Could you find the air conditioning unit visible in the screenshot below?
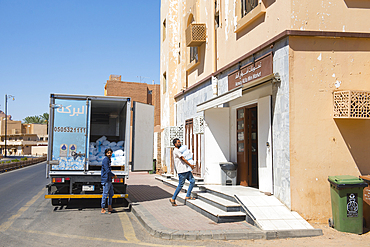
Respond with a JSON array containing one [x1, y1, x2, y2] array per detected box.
[[186, 23, 206, 47], [163, 125, 184, 148]]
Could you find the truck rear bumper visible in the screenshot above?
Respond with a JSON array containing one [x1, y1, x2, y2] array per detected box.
[[45, 194, 128, 199]]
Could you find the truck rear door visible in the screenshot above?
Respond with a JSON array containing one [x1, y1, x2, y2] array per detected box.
[[49, 96, 91, 172], [131, 101, 154, 171]]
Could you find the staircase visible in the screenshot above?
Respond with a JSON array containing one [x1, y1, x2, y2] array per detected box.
[[156, 174, 246, 223]]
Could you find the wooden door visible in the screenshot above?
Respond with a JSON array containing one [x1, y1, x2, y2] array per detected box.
[[185, 119, 202, 176], [236, 105, 258, 187]]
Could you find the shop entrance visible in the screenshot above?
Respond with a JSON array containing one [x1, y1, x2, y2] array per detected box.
[[236, 105, 258, 188]]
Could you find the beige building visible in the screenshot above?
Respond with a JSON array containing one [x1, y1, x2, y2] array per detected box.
[[0, 119, 48, 156], [160, 0, 370, 222]]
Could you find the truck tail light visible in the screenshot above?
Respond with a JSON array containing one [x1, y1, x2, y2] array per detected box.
[[52, 177, 65, 183], [113, 178, 123, 183], [65, 177, 70, 181]]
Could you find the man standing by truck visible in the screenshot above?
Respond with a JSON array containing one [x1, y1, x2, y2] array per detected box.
[[101, 148, 117, 214], [169, 138, 196, 206]]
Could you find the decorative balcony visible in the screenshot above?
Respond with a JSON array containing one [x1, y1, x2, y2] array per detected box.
[[186, 23, 206, 47], [333, 90, 370, 119]]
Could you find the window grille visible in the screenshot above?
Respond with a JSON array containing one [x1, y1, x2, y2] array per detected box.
[[193, 116, 205, 134], [163, 125, 184, 147], [334, 90, 370, 119]]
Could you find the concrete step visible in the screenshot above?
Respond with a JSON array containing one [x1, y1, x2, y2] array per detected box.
[[170, 176, 204, 184], [197, 193, 241, 212], [161, 173, 173, 179], [162, 179, 201, 196], [199, 185, 238, 203], [176, 193, 246, 223]]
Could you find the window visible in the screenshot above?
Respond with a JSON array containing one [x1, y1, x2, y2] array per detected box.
[[215, 11, 220, 28], [40, 137, 44, 141], [190, 47, 198, 63], [163, 19, 166, 41], [163, 72, 167, 94], [46, 137, 48, 141], [28, 137, 31, 141], [215, 0, 220, 28], [178, 43, 181, 64], [235, 0, 265, 33], [241, 0, 258, 17]]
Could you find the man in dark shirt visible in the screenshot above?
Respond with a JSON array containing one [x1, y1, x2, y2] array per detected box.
[[101, 148, 117, 214]]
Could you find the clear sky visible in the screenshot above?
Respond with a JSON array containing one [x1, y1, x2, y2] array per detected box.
[[0, 0, 160, 121]]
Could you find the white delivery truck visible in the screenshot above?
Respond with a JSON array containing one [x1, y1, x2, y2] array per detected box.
[[45, 94, 154, 206]]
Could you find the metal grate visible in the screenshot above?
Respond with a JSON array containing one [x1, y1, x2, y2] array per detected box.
[[186, 24, 206, 47], [163, 125, 184, 147], [193, 116, 205, 134], [334, 90, 370, 119]]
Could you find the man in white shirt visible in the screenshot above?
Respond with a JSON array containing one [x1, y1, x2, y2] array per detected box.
[[169, 138, 196, 206]]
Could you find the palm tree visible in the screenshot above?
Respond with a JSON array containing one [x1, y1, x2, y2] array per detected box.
[[23, 113, 49, 125], [23, 115, 43, 124], [41, 113, 49, 125]]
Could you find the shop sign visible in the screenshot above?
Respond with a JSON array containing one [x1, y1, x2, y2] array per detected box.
[[228, 53, 273, 91]]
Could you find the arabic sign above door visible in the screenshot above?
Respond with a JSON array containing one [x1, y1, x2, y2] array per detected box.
[[228, 52, 273, 91]]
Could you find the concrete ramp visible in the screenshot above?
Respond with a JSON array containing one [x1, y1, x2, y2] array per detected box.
[[203, 185, 314, 231]]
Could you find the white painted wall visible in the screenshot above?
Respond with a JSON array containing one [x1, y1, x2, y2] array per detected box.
[[204, 108, 230, 184], [258, 96, 273, 194], [32, 146, 47, 156]]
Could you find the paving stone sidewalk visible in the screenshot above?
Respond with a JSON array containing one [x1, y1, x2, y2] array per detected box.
[[125, 172, 322, 240]]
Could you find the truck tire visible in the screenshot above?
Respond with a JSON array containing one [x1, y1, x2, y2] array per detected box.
[[51, 199, 69, 206], [113, 198, 125, 206], [328, 218, 334, 228]]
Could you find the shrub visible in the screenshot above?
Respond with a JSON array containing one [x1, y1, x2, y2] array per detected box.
[[6, 161, 11, 163], [11, 159, 19, 162], [21, 157, 27, 161]]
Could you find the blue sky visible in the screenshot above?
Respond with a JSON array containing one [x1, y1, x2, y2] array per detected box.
[[0, 0, 160, 121]]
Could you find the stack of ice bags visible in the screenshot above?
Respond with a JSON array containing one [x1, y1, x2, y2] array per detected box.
[[178, 145, 194, 167], [88, 136, 125, 166], [52, 156, 85, 170]]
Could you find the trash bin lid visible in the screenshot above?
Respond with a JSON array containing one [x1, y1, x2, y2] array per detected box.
[[219, 162, 238, 170], [360, 175, 370, 184], [328, 175, 368, 189]]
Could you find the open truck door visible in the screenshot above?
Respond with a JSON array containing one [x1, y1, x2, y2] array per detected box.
[[131, 101, 154, 171]]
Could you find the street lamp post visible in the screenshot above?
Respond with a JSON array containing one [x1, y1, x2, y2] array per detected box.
[[4, 94, 15, 158]]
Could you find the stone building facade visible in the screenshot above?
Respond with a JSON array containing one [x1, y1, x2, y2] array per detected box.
[[160, 0, 370, 222]]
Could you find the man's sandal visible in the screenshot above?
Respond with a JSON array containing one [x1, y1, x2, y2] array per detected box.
[[185, 197, 196, 200], [169, 199, 177, 206]]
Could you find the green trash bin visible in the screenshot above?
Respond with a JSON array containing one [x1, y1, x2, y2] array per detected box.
[[328, 175, 368, 234]]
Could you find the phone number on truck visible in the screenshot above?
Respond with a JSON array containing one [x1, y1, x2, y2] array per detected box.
[[54, 127, 86, 133]]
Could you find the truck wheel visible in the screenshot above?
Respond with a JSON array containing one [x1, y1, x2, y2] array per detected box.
[[113, 198, 125, 206], [51, 199, 69, 206], [328, 218, 334, 228]]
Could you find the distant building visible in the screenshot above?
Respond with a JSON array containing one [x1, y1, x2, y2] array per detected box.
[[104, 75, 162, 169], [0, 119, 48, 156]]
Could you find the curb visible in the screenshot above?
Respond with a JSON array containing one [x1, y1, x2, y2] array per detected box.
[[127, 199, 323, 240]]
